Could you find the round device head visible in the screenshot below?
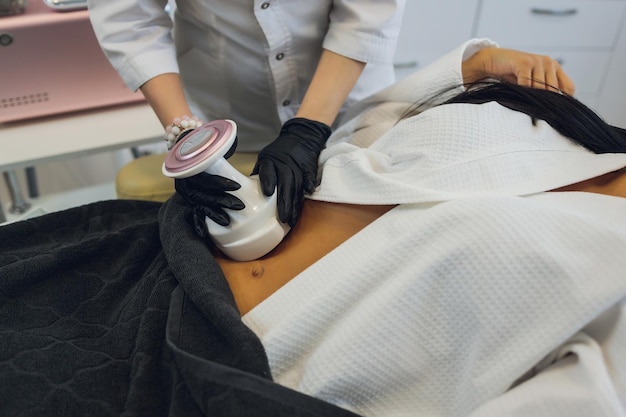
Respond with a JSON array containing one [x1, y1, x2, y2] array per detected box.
[[162, 119, 238, 178]]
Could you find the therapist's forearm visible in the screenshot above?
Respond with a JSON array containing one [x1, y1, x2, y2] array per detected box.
[[139, 73, 194, 127], [296, 49, 366, 127]]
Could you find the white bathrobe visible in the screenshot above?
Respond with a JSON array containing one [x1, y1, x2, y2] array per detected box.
[[242, 39, 626, 417]]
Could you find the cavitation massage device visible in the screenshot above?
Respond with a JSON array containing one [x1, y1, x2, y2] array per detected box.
[[162, 119, 290, 261]]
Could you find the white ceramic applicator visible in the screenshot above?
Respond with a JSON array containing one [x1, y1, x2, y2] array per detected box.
[[162, 119, 290, 261]]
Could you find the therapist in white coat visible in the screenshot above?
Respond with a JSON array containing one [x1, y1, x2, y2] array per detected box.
[[87, 0, 406, 229]]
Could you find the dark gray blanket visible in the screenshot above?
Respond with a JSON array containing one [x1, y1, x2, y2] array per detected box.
[[0, 195, 358, 417]]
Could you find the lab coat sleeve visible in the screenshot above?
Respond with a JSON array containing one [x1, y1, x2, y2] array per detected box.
[[324, 0, 406, 65], [87, 0, 179, 91]]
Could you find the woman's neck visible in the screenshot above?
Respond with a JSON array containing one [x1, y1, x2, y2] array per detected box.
[[552, 167, 626, 197]]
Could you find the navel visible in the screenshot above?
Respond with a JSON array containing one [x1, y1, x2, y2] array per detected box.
[[250, 263, 265, 279]]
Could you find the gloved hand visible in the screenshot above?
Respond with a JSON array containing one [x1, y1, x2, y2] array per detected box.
[[253, 117, 331, 227], [175, 172, 245, 238]]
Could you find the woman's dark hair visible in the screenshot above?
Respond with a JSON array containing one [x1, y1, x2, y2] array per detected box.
[[402, 81, 626, 154]]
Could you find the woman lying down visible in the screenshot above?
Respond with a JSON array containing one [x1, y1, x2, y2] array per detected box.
[[2, 38, 626, 417]]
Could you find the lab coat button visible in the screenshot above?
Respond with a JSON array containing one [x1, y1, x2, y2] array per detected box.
[[276, 53, 284, 60], [261, 2, 270, 9]]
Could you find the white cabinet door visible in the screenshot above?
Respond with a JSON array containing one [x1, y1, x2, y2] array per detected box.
[[475, 0, 626, 49], [596, 20, 626, 127], [393, 0, 626, 127], [394, 0, 479, 80]]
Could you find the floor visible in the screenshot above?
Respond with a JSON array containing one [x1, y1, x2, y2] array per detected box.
[[0, 149, 129, 226], [0, 142, 170, 226], [0, 181, 117, 225]]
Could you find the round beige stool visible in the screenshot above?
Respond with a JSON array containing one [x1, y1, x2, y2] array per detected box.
[[116, 152, 258, 202]]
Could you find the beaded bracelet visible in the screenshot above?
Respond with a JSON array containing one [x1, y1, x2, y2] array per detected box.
[[164, 115, 204, 150]]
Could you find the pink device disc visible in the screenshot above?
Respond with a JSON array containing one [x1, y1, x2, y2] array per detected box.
[[163, 119, 236, 175]]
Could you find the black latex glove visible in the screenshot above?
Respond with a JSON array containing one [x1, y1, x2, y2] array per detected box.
[[175, 172, 245, 237], [252, 117, 331, 227]]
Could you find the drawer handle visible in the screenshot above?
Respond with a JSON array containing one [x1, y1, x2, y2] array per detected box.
[[394, 61, 419, 69], [531, 7, 578, 16]]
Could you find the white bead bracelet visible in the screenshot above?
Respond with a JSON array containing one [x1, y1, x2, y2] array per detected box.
[[164, 115, 204, 150]]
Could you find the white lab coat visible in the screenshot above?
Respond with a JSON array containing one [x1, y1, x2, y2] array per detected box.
[[87, 0, 406, 151]]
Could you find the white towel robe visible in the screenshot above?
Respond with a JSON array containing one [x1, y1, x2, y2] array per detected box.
[[243, 39, 626, 417]]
